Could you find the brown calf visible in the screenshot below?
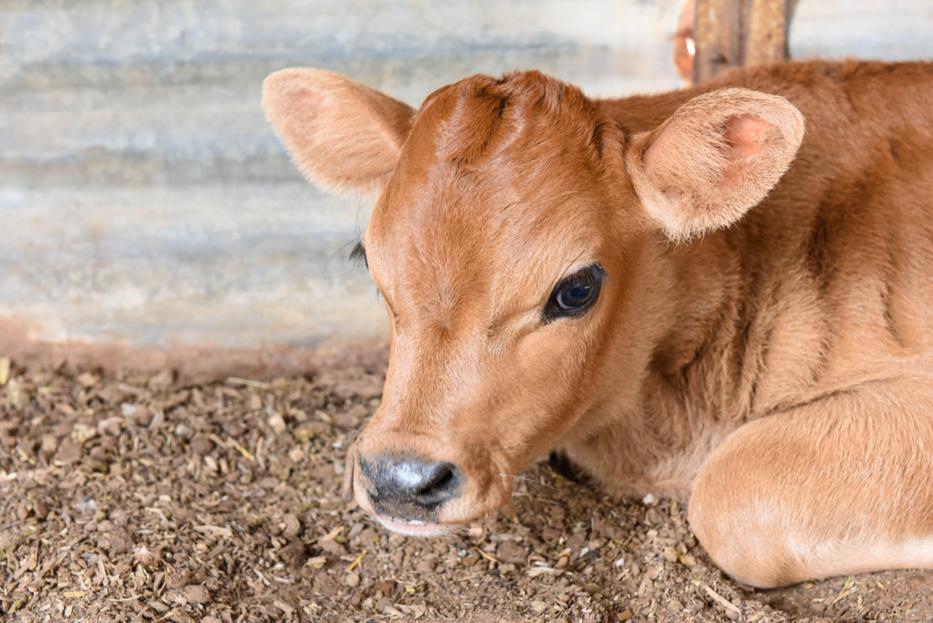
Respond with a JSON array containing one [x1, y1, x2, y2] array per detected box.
[[263, 60, 933, 588]]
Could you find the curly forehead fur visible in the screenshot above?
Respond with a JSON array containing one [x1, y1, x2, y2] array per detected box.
[[409, 71, 618, 168], [369, 71, 625, 291]]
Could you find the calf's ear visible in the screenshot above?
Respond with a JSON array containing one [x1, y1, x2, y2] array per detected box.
[[262, 68, 415, 195], [626, 88, 804, 240]]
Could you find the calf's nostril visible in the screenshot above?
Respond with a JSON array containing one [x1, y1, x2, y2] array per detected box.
[[410, 463, 462, 509], [360, 455, 462, 510], [417, 462, 454, 493]]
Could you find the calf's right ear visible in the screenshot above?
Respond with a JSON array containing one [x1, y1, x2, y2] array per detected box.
[[626, 88, 804, 240], [262, 68, 415, 195]]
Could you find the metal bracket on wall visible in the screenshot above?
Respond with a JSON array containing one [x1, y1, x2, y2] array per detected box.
[[689, 0, 790, 84]]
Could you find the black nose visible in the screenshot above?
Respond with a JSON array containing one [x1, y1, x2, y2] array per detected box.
[[360, 455, 462, 511]]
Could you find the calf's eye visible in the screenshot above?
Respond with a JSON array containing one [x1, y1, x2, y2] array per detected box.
[[544, 264, 605, 321]]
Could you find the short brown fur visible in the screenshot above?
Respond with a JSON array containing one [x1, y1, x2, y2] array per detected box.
[[263, 60, 933, 588]]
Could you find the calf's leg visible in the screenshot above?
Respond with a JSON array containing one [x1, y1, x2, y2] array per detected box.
[[688, 378, 933, 588]]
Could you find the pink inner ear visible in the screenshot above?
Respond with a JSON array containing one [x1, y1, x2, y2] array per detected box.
[[723, 114, 772, 158]]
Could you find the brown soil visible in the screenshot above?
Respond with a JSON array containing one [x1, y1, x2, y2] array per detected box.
[[1, 364, 930, 622]]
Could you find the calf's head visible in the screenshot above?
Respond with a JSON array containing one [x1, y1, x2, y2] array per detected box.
[[263, 68, 803, 535]]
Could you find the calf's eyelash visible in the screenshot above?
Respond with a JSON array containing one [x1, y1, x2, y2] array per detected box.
[[349, 241, 368, 268]]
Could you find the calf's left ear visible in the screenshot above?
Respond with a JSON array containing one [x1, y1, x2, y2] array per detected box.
[[627, 88, 804, 240]]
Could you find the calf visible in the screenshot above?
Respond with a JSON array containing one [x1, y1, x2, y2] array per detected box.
[[262, 60, 933, 588]]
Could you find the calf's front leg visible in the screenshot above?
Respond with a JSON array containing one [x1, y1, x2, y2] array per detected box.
[[687, 377, 933, 588]]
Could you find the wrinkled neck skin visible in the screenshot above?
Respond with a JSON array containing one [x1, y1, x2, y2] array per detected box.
[[554, 227, 737, 500], [555, 63, 933, 498], [555, 86, 784, 499], [539, 87, 731, 499]]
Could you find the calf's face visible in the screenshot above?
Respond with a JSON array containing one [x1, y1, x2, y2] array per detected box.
[[263, 69, 803, 534]]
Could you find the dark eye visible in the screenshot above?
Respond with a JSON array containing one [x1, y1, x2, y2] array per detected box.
[[544, 264, 605, 321]]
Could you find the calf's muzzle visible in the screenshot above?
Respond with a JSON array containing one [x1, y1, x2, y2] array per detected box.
[[359, 454, 464, 520]]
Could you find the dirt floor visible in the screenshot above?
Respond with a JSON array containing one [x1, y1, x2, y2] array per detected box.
[[1, 364, 931, 623]]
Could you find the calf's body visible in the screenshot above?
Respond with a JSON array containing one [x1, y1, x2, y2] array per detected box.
[[572, 63, 933, 585], [263, 60, 933, 587]]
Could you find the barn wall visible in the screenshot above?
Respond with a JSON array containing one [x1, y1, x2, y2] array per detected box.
[[1, 0, 931, 367]]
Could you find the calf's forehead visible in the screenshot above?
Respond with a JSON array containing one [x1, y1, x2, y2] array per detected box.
[[366, 73, 614, 287], [367, 163, 608, 297]]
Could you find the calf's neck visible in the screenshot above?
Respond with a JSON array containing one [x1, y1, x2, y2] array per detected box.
[[263, 60, 933, 587]]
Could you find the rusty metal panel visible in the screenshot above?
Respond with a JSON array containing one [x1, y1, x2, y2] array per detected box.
[[693, 0, 788, 83], [694, 0, 743, 83], [743, 0, 789, 66]]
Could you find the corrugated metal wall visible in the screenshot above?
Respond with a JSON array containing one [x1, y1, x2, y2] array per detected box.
[[1, 1, 931, 358]]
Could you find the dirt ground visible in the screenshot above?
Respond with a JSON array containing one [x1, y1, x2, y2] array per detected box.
[[1, 364, 931, 623]]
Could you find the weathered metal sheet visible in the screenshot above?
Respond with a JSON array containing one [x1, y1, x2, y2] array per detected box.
[[0, 1, 930, 367], [0, 0, 683, 361], [790, 0, 933, 61]]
